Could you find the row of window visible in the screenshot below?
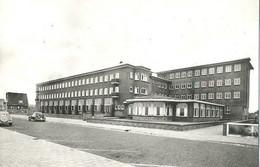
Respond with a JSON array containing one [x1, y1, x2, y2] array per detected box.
[[130, 72, 149, 82], [40, 87, 119, 100], [193, 103, 222, 117], [175, 91, 241, 100], [171, 78, 241, 90], [39, 73, 120, 92], [129, 87, 148, 95], [168, 64, 242, 79]]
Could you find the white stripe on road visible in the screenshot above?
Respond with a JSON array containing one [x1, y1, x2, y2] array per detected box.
[[78, 148, 139, 153]]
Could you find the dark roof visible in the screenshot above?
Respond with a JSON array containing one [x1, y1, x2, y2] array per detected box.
[[6, 92, 28, 106]]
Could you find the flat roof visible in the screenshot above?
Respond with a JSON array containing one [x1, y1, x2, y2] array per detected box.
[[124, 98, 225, 107]]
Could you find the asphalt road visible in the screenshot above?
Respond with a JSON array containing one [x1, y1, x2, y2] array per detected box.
[[3, 118, 258, 167]]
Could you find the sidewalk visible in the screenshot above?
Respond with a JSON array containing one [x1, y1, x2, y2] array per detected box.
[[0, 127, 133, 167], [12, 114, 258, 147]]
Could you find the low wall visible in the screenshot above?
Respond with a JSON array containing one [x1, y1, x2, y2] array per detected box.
[[132, 115, 172, 122], [87, 118, 225, 131], [223, 121, 258, 137]]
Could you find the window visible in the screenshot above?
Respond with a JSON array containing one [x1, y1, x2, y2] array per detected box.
[[110, 74, 114, 81], [234, 78, 241, 85], [99, 88, 103, 95], [194, 82, 200, 88], [157, 107, 160, 116], [200, 104, 205, 117], [141, 73, 148, 81], [75, 80, 78, 86], [94, 89, 98, 96], [78, 91, 81, 97], [175, 84, 180, 89], [234, 91, 240, 99], [71, 92, 74, 97], [225, 79, 231, 86], [104, 75, 108, 82], [216, 107, 220, 117], [224, 92, 231, 99], [193, 103, 199, 117], [234, 64, 241, 71], [75, 91, 77, 97], [175, 72, 180, 78], [201, 93, 206, 100], [225, 65, 232, 73], [130, 72, 133, 79], [90, 90, 93, 96], [115, 73, 120, 79], [169, 73, 174, 79], [109, 87, 113, 94], [115, 86, 119, 93], [82, 90, 85, 96], [216, 92, 222, 99], [175, 95, 180, 99], [181, 83, 186, 89], [129, 86, 133, 93], [78, 80, 81, 86], [82, 79, 85, 85], [99, 76, 103, 83], [208, 93, 214, 99], [95, 77, 98, 83], [181, 72, 186, 78], [68, 92, 70, 98], [187, 94, 192, 100], [181, 95, 186, 100], [201, 68, 207, 75], [71, 81, 74, 87], [104, 88, 108, 95], [201, 81, 207, 88], [176, 103, 187, 117], [194, 94, 199, 100], [217, 80, 223, 86], [225, 106, 231, 114], [86, 78, 89, 84], [90, 78, 94, 84], [140, 87, 148, 95], [134, 87, 139, 94], [187, 71, 193, 77], [206, 106, 211, 117], [135, 73, 139, 80], [211, 106, 215, 117], [217, 66, 223, 73], [187, 83, 192, 89], [195, 70, 200, 76], [208, 80, 214, 87], [145, 107, 149, 115], [86, 90, 89, 96], [209, 67, 215, 74]]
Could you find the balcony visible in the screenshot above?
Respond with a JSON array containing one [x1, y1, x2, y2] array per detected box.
[[110, 78, 119, 85], [111, 92, 119, 98]]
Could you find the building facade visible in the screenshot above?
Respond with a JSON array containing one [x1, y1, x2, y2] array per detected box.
[[6, 92, 29, 113], [35, 58, 253, 120], [157, 58, 253, 120]]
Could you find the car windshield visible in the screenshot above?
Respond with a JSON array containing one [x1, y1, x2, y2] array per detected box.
[[33, 112, 43, 116]]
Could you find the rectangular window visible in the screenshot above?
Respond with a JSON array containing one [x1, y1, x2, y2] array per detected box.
[[175, 72, 180, 78], [217, 80, 223, 86], [78, 91, 81, 97], [110, 74, 114, 81], [169, 73, 174, 79], [201, 81, 207, 88], [209, 67, 215, 74], [134, 87, 139, 94], [194, 94, 199, 100], [187, 71, 193, 77], [104, 75, 108, 82], [225, 65, 232, 73], [130, 72, 133, 79], [82, 90, 85, 96], [216, 92, 222, 99], [194, 82, 200, 88], [181, 72, 186, 78], [75, 91, 77, 97], [175, 84, 180, 89], [94, 89, 98, 96], [206, 106, 211, 117], [187, 94, 192, 100], [217, 66, 223, 73], [181, 83, 186, 89], [200, 104, 205, 117], [104, 88, 108, 95], [75, 80, 77, 86], [129, 86, 133, 93], [181, 95, 186, 100], [115, 73, 120, 79], [234, 91, 240, 99], [180, 108, 185, 116], [86, 90, 89, 96], [95, 77, 98, 83], [90, 78, 94, 84], [140, 87, 148, 95], [224, 92, 231, 99], [201, 68, 207, 75], [225, 79, 231, 86], [99, 76, 103, 83], [195, 70, 200, 76], [109, 87, 113, 94], [234, 78, 241, 85], [187, 83, 192, 89], [86, 78, 89, 84], [208, 80, 214, 87], [208, 93, 214, 99], [78, 80, 81, 86], [145, 107, 149, 115], [135, 73, 140, 80], [193, 103, 199, 117], [99, 88, 103, 95], [225, 106, 231, 114], [201, 93, 207, 100], [82, 79, 85, 85], [115, 86, 119, 93], [90, 90, 93, 96], [211, 106, 215, 117], [157, 107, 160, 116], [234, 64, 241, 71], [71, 81, 74, 87]]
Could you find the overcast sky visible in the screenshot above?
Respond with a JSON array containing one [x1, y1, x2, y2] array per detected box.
[[0, 0, 258, 112]]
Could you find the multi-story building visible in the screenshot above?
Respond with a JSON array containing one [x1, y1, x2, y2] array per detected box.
[[6, 92, 29, 113], [35, 58, 253, 120], [35, 64, 154, 118], [157, 58, 253, 120]]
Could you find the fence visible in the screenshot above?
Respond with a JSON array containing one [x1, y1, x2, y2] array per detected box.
[[223, 122, 258, 137]]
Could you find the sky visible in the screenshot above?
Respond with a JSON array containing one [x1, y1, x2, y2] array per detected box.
[[0, 0, 258, 112]]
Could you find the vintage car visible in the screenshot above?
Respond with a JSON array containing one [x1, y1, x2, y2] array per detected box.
[[28, 112, 46, 122], [0, 111, 13, 126]]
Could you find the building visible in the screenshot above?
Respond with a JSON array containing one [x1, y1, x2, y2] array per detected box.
[[6, 92, 29, 113], [124, 96, 224, 122], [157, 58, 253, 120], [35, 58, 253, 121], [35, 64, 153, 118]]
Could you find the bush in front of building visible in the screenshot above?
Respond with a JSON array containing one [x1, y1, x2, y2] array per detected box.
[[229, 124, 258, 137]]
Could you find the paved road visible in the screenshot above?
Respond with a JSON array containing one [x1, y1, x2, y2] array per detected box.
[[3, 117, 258, 167]]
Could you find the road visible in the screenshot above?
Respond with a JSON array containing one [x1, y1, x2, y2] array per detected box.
[[3, 117, 258, 167]]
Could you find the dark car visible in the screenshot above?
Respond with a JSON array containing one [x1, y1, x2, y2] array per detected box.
[[28, 112, 46, 122]]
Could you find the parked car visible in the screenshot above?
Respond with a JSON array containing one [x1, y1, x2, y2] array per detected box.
[[28, 112, 46, 122], [0, 111, 12, 126]]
